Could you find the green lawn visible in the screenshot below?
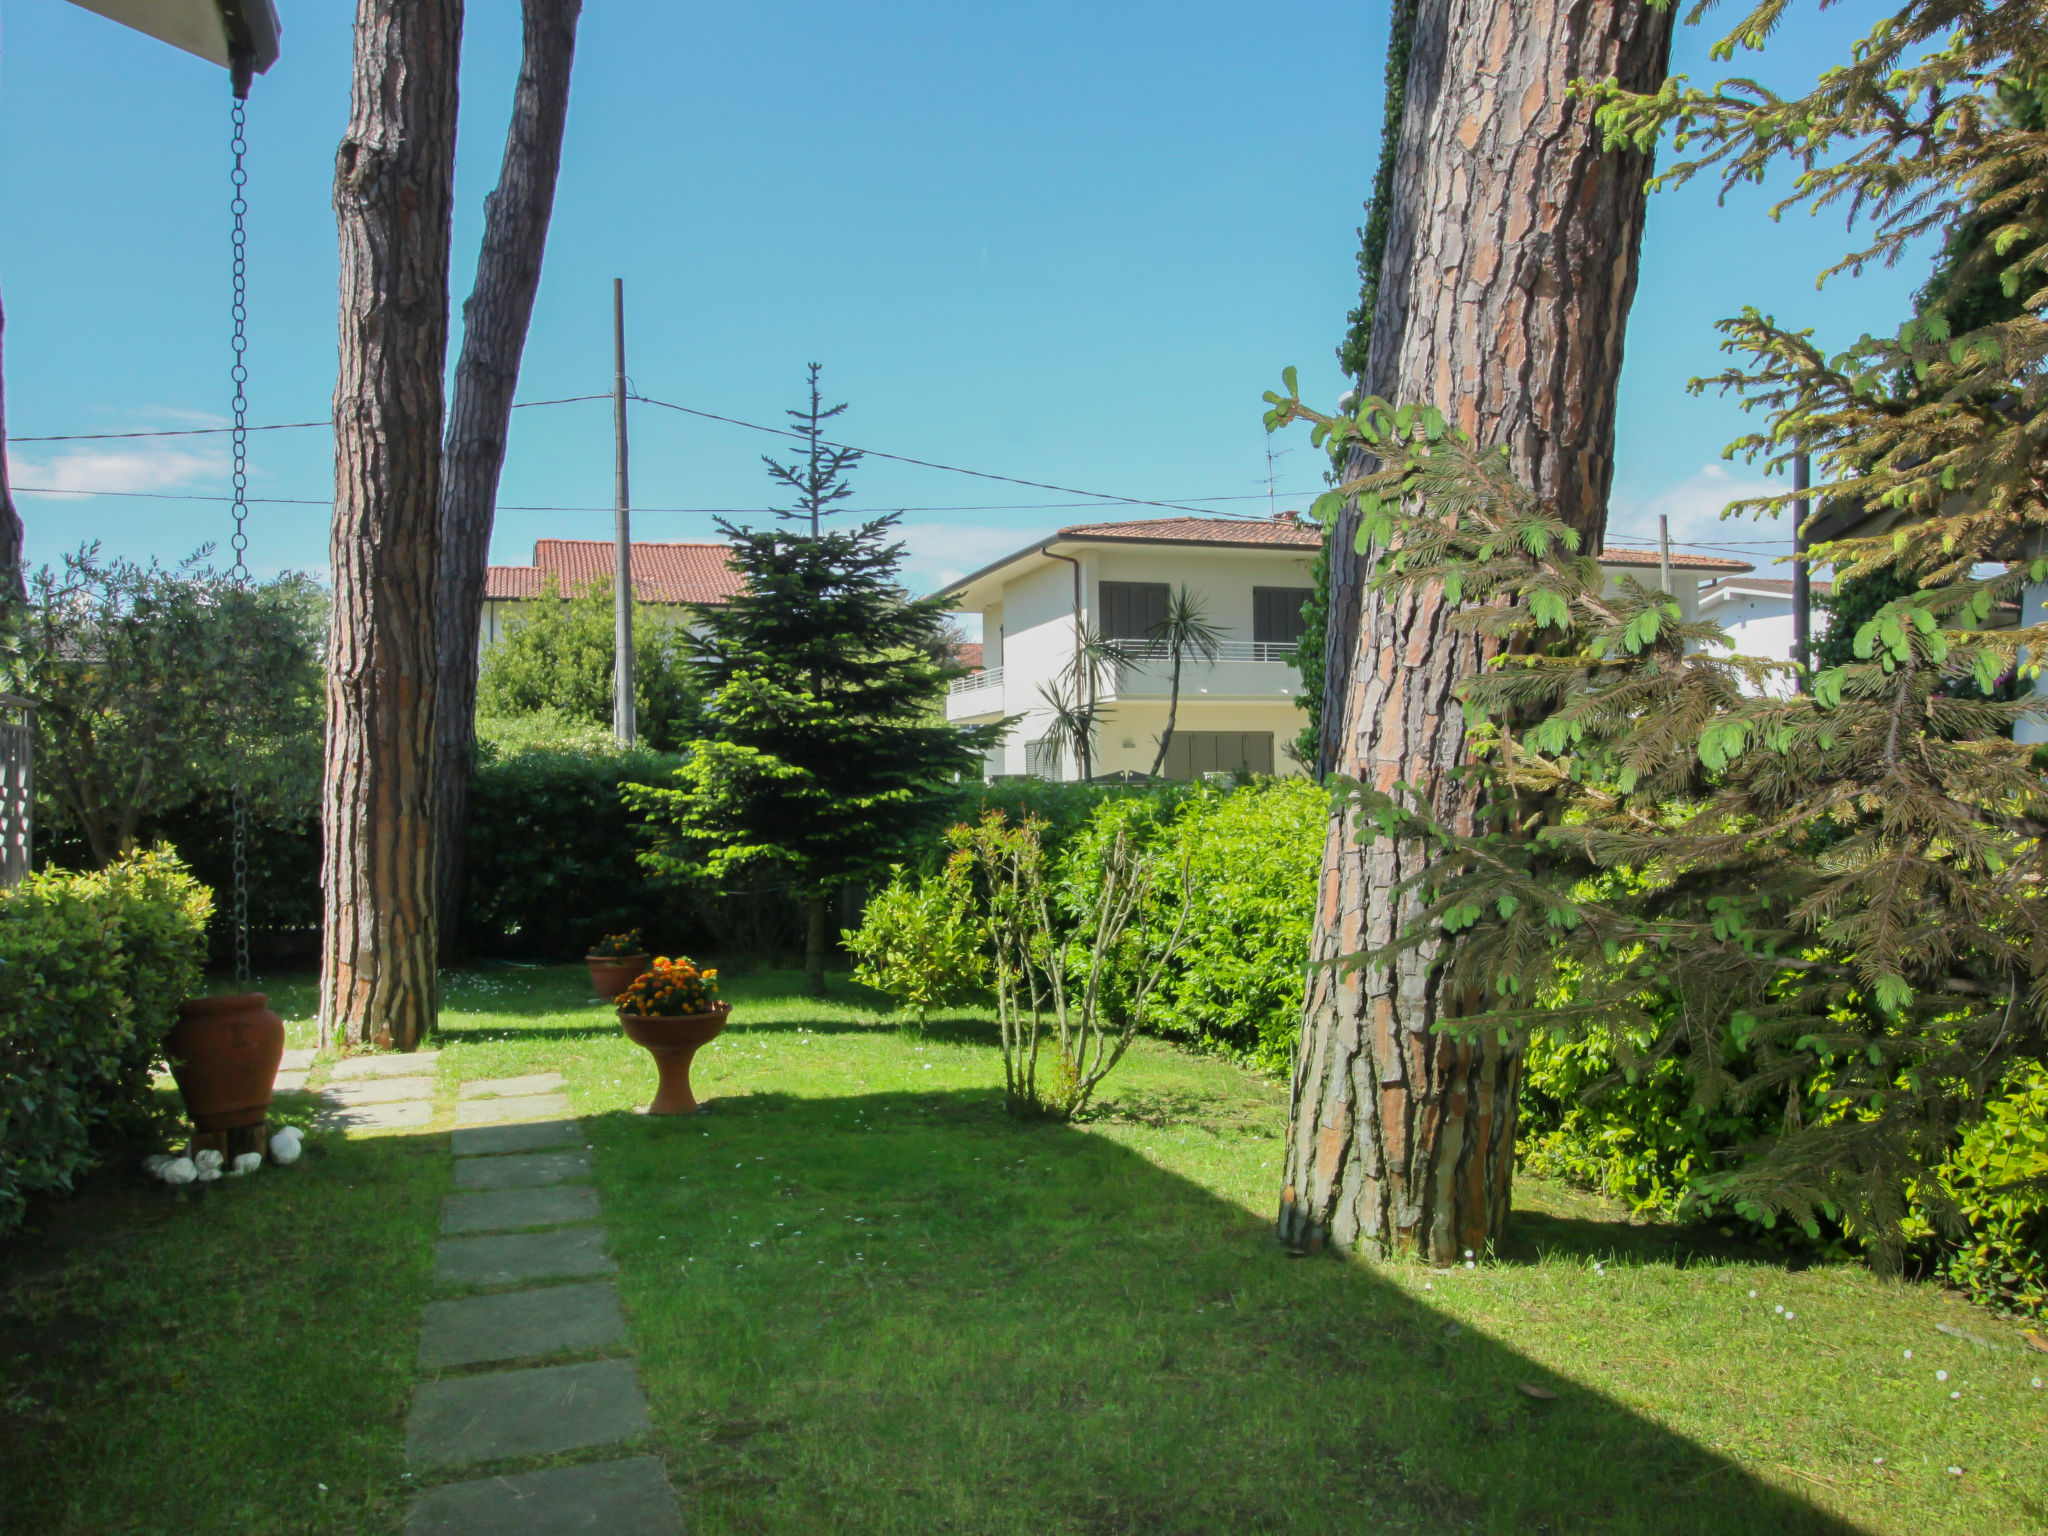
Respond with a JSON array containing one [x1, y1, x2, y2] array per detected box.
[[3, 963, 2043, 1534]]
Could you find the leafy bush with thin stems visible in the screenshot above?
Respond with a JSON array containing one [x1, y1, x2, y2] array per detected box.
[[950, 810, 1192, 1120], [844, 859, 988, 1028]]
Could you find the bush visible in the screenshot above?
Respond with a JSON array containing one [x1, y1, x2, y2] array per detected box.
[[0, 848, 212, 1235], [1921, 1065, 2048, 1317], [460, 739, 697, 958], [844, 860, 987, 1026], [1051, 778, 1325, 1070]]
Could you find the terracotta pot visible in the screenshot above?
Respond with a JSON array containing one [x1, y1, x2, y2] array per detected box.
[[586, 953, 650, 1002], [166, 993, 286, 1132], [619, 1003, 730, 1115]]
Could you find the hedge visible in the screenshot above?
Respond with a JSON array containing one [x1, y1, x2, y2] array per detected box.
[[0, 848, 212, 1235]]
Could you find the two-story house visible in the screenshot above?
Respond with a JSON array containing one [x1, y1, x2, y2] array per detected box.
[[942, 515, 1751, 780]]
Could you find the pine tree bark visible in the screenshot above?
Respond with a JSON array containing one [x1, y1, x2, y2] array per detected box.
[[0, 291, 25, 611], [1280, 0, 1672, 1261], [433, 0, 582, 958], [321, 0, 463, 1053]]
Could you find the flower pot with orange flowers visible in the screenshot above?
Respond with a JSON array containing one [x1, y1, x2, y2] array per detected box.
[[585, 929, 651, 1002], [617, 956, 729, 1116]]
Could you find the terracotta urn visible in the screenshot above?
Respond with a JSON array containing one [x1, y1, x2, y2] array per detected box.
[[166, 993, 286, 1132], [619, 1003, 730, 1115], [586, 953, 651, 1002]]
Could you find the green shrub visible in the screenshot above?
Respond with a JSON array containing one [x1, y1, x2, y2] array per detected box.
[[1049, 778, 1324, 1070], [844, 860, 988, 1026], [0, 848, 212, 1234], [1921, 1065, 2048, 1317], [461, 739, 697, 958]]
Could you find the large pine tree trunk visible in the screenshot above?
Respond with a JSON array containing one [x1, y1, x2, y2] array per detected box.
[[1280, 0, 1672, 1261], [321, 0, 463, 1053], [433, 0, 582, 958]]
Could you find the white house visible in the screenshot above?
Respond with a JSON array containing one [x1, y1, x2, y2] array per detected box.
[[940, 515, 1753, 781], [480, 539, 743, 649], [1697, 574, 1832, 691]]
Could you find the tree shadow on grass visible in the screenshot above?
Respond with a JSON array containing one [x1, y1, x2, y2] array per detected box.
[[588, 1088, 1876, 1536]]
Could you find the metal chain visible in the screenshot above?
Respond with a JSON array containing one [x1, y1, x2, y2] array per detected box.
[[228, 93, 253, 990]]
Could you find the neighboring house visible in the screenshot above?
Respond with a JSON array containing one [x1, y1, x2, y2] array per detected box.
[[940, 515, 1752, 781], [1697, 575, 1833, 691], [480, 539, 743, 649]]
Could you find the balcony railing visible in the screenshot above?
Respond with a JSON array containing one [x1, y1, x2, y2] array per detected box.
[[1112, 639, 1296, 666], [949, 667, 1004, 698]]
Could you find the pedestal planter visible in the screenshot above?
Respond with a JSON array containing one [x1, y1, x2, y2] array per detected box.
[[586, 953, 650, 1002], [166, 993, 285, 1132], [619, 1003, 730, 1115]]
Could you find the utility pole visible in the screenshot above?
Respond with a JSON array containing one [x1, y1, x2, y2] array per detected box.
[[1791, 452, 1812, 693], [611, 277, 635, 745], [1658, 514, 1672, 598]]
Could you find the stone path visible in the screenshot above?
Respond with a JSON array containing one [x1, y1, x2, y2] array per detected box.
[[309, 1049, 442, 1134], [403, 1095, 684, 1534]]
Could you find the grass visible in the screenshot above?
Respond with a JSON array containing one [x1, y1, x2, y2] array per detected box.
[[2, 961, 2043, 1534]]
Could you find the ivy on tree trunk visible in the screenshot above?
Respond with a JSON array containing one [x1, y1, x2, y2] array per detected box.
[[321, 0, 462, 1052], [1280, 0, 1673, 1263]]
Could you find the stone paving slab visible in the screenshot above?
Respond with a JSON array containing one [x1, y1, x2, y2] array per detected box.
[[316, 1098, 434, 1134], [439, 1184, 600, 1235], [330, 1050, 442, 1080], [451, 1119, 582, 1158], [451, 1147, 591, 1191], [454, 1093, 572, 1127], [323, 1075, 436, 1105], [459, 1072, 565, 1099], [405, 1455, 683, 1536], [406, 1358, 649, 1468], [273, 1071, 310, 1094], [435, 1226, 615, 1286], [279, 1048, 317, 1071], [418, 1280, 627, 1368]]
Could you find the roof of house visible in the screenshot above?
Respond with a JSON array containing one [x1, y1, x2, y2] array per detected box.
[[1053, 514, 1324, 549], [1699, 575, 1833, 599], [954, 641, 985, 671], [485, 539, 744, 605], [1598, 547, 1754, 576]]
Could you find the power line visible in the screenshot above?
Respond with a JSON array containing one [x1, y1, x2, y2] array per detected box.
[[7, 392, 611, 443], [13, 487, 1328, 515], [624, 390, 1274, 520]]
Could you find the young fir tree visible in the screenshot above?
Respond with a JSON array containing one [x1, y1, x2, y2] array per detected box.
[[1264, 386, 2048, 1262], [631, 371, 998, 993]]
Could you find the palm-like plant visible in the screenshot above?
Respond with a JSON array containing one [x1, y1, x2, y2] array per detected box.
[[1145, 586, 1226, 777], [1036, 627, 1131, 780]]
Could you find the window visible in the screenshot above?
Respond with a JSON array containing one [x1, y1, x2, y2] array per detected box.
[[1099, 581, 1170, 641], [1024, 735, 1064, 780], [1159, 731, 1275, 781], [1253, 587, 1312, 646]]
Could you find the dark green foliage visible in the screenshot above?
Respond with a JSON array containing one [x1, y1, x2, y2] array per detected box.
[[634, 514, 998, 902], [1915, 1064, 2047, 1316], [1813, 566, 1918, 673], [1290, 536, 1329, 767], [1264, 382, 2048, 1271], [460, 738, 700, 958], [476, 575, 705, 750], [0, 848, 210, 1234], [1337, 0, 1420, 381], [8, 547, 323, 868], [917, 777, 1199, 873]]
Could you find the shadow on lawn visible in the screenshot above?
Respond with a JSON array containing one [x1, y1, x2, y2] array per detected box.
[[591, 1088, 1870, 1536]]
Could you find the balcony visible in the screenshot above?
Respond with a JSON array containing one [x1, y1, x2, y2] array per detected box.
[[947, 666, 1005, 721]]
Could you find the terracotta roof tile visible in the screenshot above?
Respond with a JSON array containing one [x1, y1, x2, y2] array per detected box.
[[485, 540, 743, 605], [1599, 546, 1753, 575], [954, 642, 984, 671], [1056, 515, 1322, 548]]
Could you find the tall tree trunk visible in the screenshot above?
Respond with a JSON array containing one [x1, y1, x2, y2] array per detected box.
[[321, 0, 463, 1053], [1279, 0, 1672, 1261], [0, 291, 25, 612], [433, 0, 582, 960], [805, 892, 828, 996]]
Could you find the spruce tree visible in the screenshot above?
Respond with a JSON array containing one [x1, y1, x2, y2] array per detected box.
[[631, 372, 998, 993]]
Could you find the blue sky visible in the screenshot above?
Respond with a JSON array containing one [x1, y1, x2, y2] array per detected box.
[[4, 1, 1926, 605]]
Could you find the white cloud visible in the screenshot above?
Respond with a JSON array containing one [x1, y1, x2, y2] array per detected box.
[[893, 520, 1040, 595], [6, 443, 224, 499], [1609, 463, 1787, 556]]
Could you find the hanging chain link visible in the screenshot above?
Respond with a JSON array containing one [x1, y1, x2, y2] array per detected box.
[[228, 94, 253, 990]]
